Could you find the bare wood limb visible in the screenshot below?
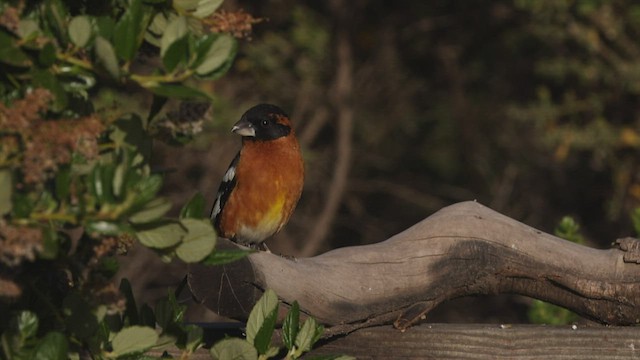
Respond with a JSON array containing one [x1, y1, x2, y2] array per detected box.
[[189, 201, 640, 329]]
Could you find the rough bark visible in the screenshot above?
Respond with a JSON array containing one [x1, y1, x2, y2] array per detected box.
[[188, 201, 640, 332]]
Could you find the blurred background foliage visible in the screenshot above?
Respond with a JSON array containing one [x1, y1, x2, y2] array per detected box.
[[139, 0, 640, 323]]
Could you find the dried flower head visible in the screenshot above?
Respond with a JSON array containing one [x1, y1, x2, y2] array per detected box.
[[0, 219, 42, 267], [205, 9, 263, 39], [0, 5, 22, 33], [0, 89, 105, 185]]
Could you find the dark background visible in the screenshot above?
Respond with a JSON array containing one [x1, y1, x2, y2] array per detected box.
[[118, 0, 640, 323]]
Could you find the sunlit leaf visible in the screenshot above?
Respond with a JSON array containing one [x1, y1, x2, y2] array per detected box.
[[160, 16, 188, 57], [16, 311, 39, 339], [129, 198, 172, 224], [145, 12, 175, 47], [210, 338, 257, 360], [110, 326, 159, 357], [295, 317, 324, 354], [246, 289, 278, 346], [175, 219, 216, 262], [0, 169, 12, 216], [195, 34, 235, 76], [193, 0, 224, 18], [68, 16, 93, 47], [136, 220, 186, 248], [17, 19, 41, 40], [94, 36, 120, 79]]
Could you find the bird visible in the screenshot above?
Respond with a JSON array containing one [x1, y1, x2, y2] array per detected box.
[[210, 104, 304, 248]]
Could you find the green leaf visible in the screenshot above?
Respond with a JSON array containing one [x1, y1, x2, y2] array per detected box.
[[136, 220, 186, 249], [210, 338, 258, 360], [40, 227, 59, 259], [113, 0, 145, 61], [145, 12, 175, 47], [111, 115, 153, 163], [160, 16, 188, 58], [94, 36, 120, 79], [201, 248, 254, 265], [282, 301, 300, 350], [31, 68, 68, 111], [119, 279, 139, 325], [0, 169, 13, 216], [147, 83, 212, 100], [175, 219, 216, 263], [133, 174, 163, 205], [129, 198, 172, 224], [32, 332, 68, 360], [147, 95, 168, 122], [95, 16, 116, 39], [180, 192, 206, 219], [38, 42, 57, 67], [295, 317, 323, 355], [184, 324, 203, 352], [68, 16, 93, 47], [193, 0, 224, 18], [17, 19, 41, 41], [139, 304, 156, 328], [246, 289, 278, 346], [253, 305, 277, 355], [195, 34, 235, 76], [0, 32, 31, 67], [162, 34, 190, 72], [42, 0, 69, 45], [110, 326, 159, 357], [16, 311, 39, 339], [155, 290, 186, 329], [54, 167, 71, 201]]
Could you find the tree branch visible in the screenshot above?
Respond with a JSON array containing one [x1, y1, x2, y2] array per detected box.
[[189, 201, 640, 332]]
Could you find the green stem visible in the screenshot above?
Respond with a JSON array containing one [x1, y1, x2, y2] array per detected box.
[[30, 212, 78, 224], [130, 69, 195, 88], [56, 52, 94, 71]]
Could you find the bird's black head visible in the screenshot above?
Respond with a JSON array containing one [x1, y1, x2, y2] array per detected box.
[[232, 104, 292, 141]]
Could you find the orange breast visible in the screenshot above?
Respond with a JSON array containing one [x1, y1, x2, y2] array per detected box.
[[218, 135, 304, 244]]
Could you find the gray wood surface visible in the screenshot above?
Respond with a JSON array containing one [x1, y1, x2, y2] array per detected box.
[[151, 324, 640, 359], [189, 201, 640, 332]]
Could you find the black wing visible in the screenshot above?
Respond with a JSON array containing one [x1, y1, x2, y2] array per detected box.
[[211, 152, 240, 231]]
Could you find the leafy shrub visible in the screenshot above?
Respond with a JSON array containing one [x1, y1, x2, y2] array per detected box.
[[0, 0, 260, 357]]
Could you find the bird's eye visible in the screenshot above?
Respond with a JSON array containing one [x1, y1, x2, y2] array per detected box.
[[261, 119, 270, 127]]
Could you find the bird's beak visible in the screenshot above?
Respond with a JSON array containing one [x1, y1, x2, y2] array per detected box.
[[231, 118, 256, 137]]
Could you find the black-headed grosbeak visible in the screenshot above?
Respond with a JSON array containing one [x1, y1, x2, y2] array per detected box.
[[210, 104, 304, 247]]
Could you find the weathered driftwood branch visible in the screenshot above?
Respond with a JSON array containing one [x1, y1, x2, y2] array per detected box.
[[188, 201, 640, 332]]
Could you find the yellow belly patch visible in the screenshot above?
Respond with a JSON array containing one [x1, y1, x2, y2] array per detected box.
[[237, 195, 286, 244]]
